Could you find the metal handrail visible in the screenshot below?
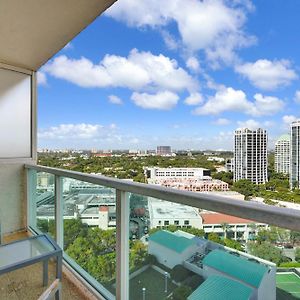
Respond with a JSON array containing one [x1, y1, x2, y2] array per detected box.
[[25, 164, 300, 231]]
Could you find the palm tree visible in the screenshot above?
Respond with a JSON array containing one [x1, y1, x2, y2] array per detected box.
[[221, 222, 230, 239], [248, 223, 257, 241]]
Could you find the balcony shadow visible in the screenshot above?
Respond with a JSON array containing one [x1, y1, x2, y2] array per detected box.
[[277, 287, 298, 300]]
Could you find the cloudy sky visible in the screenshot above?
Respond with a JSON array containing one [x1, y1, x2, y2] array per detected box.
[[38, 0, 300, 150]]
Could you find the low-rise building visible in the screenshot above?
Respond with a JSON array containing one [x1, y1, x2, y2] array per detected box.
[[187, 275, 254, 300], [149, 230, 276, 300], [148, 230, 199, 269], [154, 178, 229, 192], [145, 167, 228, 192], [144, 167, 211, 181], [148, 198, 202, 229], [79, 205, 116, 229], [207, 156, 225, 163], [202, 249, 275, 300], [201, 212, 268, 240]]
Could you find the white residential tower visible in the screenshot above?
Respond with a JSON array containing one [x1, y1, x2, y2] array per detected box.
[[234, 128, 268, 184], [274, 134, 290, 175]]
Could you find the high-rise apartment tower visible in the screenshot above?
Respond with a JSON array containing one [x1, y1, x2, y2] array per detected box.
[[290, 121, 300, 189], [274, 134, 290, 175], [234, 128, 268, 184], [156, 146, 172, 156]]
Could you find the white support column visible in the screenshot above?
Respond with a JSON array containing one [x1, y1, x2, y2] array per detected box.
[[26, 168, 37, 229], [55, 175, 64, 249], [116, 190, 129, 300]]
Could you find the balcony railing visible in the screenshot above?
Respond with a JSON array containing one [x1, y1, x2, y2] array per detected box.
[[25, 164, 300, 300]]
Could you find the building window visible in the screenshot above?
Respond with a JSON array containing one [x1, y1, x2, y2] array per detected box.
[[184, 220, 189, 225], [174, 220, 179, 225], [164, 220, 169, 226], [158, 220, 161, 224]]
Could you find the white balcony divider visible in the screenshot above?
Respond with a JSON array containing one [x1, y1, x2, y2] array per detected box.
[[25, 163, 300, 300], [55, 175, 64, 249], [26, 168, 37, 229], [116, 190, 129, 300]]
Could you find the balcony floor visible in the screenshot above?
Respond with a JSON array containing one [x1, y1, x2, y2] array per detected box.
[[1, 231, 90, 300]]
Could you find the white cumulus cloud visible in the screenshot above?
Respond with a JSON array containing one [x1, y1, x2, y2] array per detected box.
[[282, 115, 298, 128], [252, 94, 284, 116], [237, 119, 261, 130], [213, 118, 231, 125], [37, 72, 47, 86], [193, 87, 284, 116], [44, 49, 197, 93], [108, 95, 123, 105], [186, 57, 200, 72], [235, 59, 297, 90], [294, 90, 300, 104], [131, 91, 179, 110], [38, 123, 117, 140], [184, 93, 203, 106], [106, 0, 255, 66]]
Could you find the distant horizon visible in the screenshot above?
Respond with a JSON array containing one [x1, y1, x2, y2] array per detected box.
[[37, 147, 277, 153]]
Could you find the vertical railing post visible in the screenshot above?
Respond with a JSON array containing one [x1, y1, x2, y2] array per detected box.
[[26, 168, 37, 229], [55, 175, 64, 249], [116, 190, 129, 300]]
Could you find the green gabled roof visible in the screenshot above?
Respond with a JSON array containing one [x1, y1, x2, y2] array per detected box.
[[187, 275, 253, 300], [149, 230, 195, 253], [277, 134, 290, 142], [203, 250, 267, 288]]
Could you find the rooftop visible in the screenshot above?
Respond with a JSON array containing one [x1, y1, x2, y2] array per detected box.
[[201, 212, 254, 224], [149, 198, 199, 219], [149, 230, 195, 253], [203, 249, 268, 288], [187, 275, 253, 300], [276, 134, 290, 142]]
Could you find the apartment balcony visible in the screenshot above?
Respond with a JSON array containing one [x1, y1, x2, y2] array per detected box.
[[0, 164, 299, 299], [1, 1, 300, 299]]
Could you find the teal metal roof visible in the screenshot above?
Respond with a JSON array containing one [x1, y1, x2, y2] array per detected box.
[[203, 249, 267, 287], [149, 230, 195, 253], [187, 275, 253, 300]]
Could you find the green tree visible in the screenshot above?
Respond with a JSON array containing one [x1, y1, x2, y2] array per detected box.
[[247, 241, 283, 265], [63, 218, 88, 249], [173, 286, 192, 300], [221, 222, 230, 239], [224, 238, 243, 251], [295, 248, 300, 262], [170, 265, 191, 282], [207, 232, 223, 244], [290, 231, 300, 246], [256, 229, 277, 244], [232, 179, 257, 199], [212, 171, 233, 185]]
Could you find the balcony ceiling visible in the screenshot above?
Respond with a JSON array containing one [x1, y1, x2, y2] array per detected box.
[[0, 0, 116, 71]]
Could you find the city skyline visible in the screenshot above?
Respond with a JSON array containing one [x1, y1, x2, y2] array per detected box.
[[37, 1, 300, 150]]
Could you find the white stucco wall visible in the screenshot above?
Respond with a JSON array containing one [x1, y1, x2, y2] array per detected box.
[[0, 163, 27, 235], [0, 67, 35, 236], [148, 240, 199, 269], [257, 266, 276, 300]]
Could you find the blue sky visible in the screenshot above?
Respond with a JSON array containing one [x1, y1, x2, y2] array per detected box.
[[38, 0, 300, 150]]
